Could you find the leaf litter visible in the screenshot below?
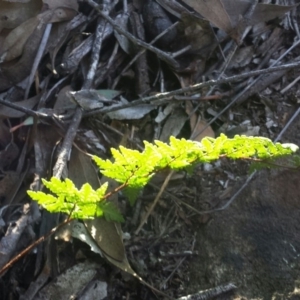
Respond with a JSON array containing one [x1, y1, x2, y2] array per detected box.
[[0, 0, 300, 299]]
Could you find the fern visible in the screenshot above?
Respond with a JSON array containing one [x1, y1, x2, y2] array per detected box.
[[28, 178, 124, 222], [27, 134, 298, 221]]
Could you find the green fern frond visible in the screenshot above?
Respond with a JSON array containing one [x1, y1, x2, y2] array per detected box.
[[28, 134, 298, 222]]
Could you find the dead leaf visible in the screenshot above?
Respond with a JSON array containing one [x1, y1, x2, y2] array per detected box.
[[0, 0, 42, 32], [68, 150, 132, 279], [156, 0, 191, 19], [179, 12, 216, 56], [1, 4, 76, 63], [182, 0, 295, 42], [228, 45, 254, 69], [185, 100, 197, 130], [222, 0, 295, 26], [0, 16, 40, 62], [68, 147, 100, 188], [34, 124, 62, 179], [68, 148, 126, 263], [42, 0, 78, 11], [114, 13, 132, 54], [84, 218, 125, 263], [182, 0, 233, 37], [67, 90, 107, 110], [0, 19, 46, 91], [107, 104, 156, 120], [53, 85, 76, 115], [191, 119, 215, 141], [159, 107, 187, 142], [47, 14, 88, 73], [67, 149, 168, 298], [0, 0, 78, 88]]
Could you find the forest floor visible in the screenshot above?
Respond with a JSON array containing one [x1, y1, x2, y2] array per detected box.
[[1, 0, 300, 299]]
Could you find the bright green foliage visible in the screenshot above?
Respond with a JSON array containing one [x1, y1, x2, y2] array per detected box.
[[28, 178, 124, 222], [93, 134, 298, 205], [28, 134, 298, 221]]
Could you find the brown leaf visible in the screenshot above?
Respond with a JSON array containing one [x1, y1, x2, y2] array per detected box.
[[0, 16, 39, 62], [222, 0, 295, 26], [182, 0, 295, 41], [0, 0, 42, 32], [0, 0, 78, 88], [159, 108, 187, 142], [185, 99, 215, 141], [0, 20, 46, 91], [1, 5, 77, 61], [84, 218, 125, 263], [182, 0, 233, 35], [180, 12, 216, 56], [68, 148, 126, 263], [185, 100, 197, 131], [67, 149, 168, 297], [191, 119, 215, 142], [68, 147, 100, 189]]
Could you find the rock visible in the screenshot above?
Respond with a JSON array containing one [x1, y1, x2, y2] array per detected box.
[[189, 168, 300, 299]]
